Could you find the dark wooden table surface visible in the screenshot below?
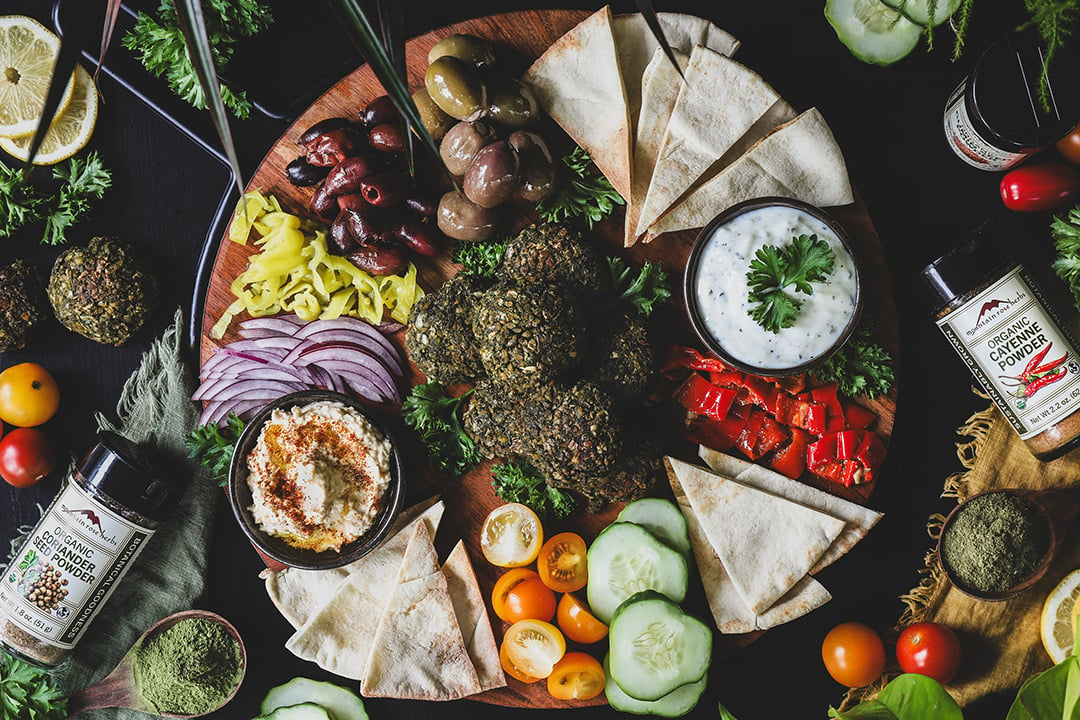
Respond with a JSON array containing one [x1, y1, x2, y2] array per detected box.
[[0, 1, 1063, 718]]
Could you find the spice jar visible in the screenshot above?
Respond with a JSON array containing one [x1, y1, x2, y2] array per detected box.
[[944, 30, 1080, 171], [921, 223, 1080, 461], [0, 431, 178, 666]]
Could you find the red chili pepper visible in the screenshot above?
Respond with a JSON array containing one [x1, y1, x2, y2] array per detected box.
[[675, 374, 737, 421], [1024, 342, 1053, 377], [1024, 366, 1068, 397], [1031, 353, 1068, 376]]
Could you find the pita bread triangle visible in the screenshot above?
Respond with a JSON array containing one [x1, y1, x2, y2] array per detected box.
[[523, 6, 632, 199], [442, 541, 506, 692], [644, 107, 854, 242], [362, 523, 482, 700], [634, 46, 783, 239], [668, 456, 845, 614]]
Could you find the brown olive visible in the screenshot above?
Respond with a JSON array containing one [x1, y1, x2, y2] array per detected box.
[[348, 242, 408, 276], [464, 141, 520, 208], [298, 117, 352, 145], [393, 221, 446, 257], [487, 76, 540, 128], [437, 190, 499, 242], [404, 193, 438, 217], [309, 185, 339, 220], [336, 192, 366, 213], [286, 156, 331, 187], [360, 173, 408, 208], [425, 56, 488, 122], [362, 95, 400, 128], [427, 34, 496, 68], [509, 130, 556, 202], [305, 127, 365, 166], [412, 87, 456, 142], [323, 155, 380, 195], [369, 123, 407, 154], [440, 121, 497, 176], [330, 213, 358, 254], [343, 205, 386, 245]]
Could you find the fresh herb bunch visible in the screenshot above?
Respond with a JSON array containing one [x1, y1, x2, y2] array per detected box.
[[123, 0, 274, 119], [0, 152, 111, 245], [402, 383, 482, 477], [536, 147, 624, 229], [0, 651, 67, 720], [608, 256, 671, 317], [746, 234, 835, 334], [186, 413, 245, 487], [811, 322, 895, 399], [491, 462, 575, 520], [1052, 204, 1080, 311], [453, 238, 506, 278]]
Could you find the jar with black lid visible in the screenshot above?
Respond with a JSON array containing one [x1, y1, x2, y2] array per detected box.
[[944, 30, 1080, 171], [0, 430, 178, 666], [921, 223, 1080, 461]]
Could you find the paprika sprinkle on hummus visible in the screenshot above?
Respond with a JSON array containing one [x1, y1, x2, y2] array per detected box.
[[246, 400, 392, 553]]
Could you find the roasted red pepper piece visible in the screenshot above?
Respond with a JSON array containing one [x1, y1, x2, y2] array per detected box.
[[686, 404, 752, 452], [753, 415, 789, 457], [774, 394, 827, 436], [806, 430, 885, 486], [676, 374, 737, 421], [807, 432, 838, 470], [855, 431, 887, 481], [841, 400, 877, 431], [736, 410, 768, 460], [768, 373, 807, 395], [768, 428, 810, 479], [709, 369, 747, 389], [661, 345, 731, 376], [810, 383, 846, 433], [737, 374, 774, 409], [836, 430, 865, 460]]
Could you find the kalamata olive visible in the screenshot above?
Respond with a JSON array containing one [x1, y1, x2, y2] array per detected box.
[[286, 156, 331, 187], [360, 173, 408, 208], [298, 117, 352, 146], [323, 155, 380, 195], [369, 123, 407, 154], [404, 193, 438, 217], [427, 34, 496, 68], [348, 242, 408, 276], [343, 205, 386, 245], [464, 141, 520, 208], [487, 76, 540, 128], [412, 87, 456, 142], [309, 185, 339, 220], [305, 127, 365, 167], [336, 192, 366, 213], [330, 213, 358, 254], [362, 95, 400, 128], [393, 221, 447, 257], [437, 190, 499, 241], [440, 121, 497, 176], [509, 130, 556, 202], [425, 56, 488, 122]]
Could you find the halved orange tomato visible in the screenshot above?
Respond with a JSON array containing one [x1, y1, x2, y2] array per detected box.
[[556, 593, 608, 644], [502, 619, 566, 679], [547, 652, 605, 701], [537, 532, 588, 593], [491, 568, 556, 623]]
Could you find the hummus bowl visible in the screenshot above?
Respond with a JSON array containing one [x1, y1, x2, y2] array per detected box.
[[228, 389, 405, 570]]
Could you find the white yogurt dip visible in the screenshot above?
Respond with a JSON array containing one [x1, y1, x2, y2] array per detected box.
[[691, 205, 858, 370]]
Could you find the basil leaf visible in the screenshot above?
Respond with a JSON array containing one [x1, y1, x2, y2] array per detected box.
[[876, 674, 964, 720]]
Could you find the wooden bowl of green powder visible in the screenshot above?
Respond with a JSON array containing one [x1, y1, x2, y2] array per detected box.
[[938, 490, 1055, 601]]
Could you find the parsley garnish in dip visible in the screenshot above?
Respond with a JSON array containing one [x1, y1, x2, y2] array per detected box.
[[246, 400, 392, 552]]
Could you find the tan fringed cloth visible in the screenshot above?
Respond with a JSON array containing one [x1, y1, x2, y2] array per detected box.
[[847, 394, 1080, 709]]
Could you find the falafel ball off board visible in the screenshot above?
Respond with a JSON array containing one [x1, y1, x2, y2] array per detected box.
[[198, 7, 897, 710]]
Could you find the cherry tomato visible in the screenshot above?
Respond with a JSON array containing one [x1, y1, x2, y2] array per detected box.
[[822, 622, 886, 688], [492, 568, 556, 623], [0, 428, 56, 488], [1000, 163, 1080, 212], [0, 364, 60, 427], [896, 622, 963, 684], [556, 593, 608, 644], [547, 652, 605, 701], [1058, 124, 1080, 165], [481, 503, 543, 568], [537, 532, 588, 593], [502, 619, 566, 679], [500, 639, 543, 683]]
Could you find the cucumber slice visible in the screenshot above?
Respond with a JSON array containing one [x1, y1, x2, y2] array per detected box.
[[261, 678, 368, 720], [616, 498, 692, 557], [586, 522, 688, 624], [825, 0, 922, 66], [879, 0, 960, 26], [603, 654, 707, 717], [608, 591, 712, 702], [256, 703, 332, 720]]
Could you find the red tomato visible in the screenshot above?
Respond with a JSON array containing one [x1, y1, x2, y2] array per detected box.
[[896, 622, 962, 684], [822, 622, 886, 688], [546, 652, 605, 700], [556, 593, 608, 644], [492, 568, 556, 623], [1000, 163, 1080, 212], [1058, 124, 1080, 165], [537, 532, 588, 593], [0, 428, 56, 488]]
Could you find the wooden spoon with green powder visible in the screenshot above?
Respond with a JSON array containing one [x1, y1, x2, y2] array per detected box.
[[67, 610, 247, 718]]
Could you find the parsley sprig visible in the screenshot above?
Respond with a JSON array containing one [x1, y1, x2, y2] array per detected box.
[[1052, 204, 1080, 311], [0, 651, 67, 720], [608, 257, 671, 317], [453, 238, 506, 278], [491, 462, 575, 520], [810, 322, 895, 399], [186, 414, 245, 487], [536, 147, 624, 229], [402, 383, 482, 478], [746, 234, 835, 334], [0, 153, 111, 245]]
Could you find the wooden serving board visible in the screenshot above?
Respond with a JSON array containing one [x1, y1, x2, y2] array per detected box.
[[198, 9, 899, 710]]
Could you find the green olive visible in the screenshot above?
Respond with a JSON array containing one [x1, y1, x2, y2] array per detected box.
[[487, 76, 540, 128], [428, 34, 496, 68], [412, 87, 455, 141], [425, 56, 488, 122]]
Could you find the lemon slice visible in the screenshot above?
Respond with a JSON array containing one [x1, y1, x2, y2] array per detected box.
[[0, 15, 74, 139], [481, 503, 543, 568], [1041, 568, 1080, 662], [0, 63, 96, 164]]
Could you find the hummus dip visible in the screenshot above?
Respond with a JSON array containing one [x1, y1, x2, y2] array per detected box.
[[246, 400, 392, 552]]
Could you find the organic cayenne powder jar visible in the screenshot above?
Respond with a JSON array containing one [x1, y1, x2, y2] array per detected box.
[[921, 223, 1080, 461]]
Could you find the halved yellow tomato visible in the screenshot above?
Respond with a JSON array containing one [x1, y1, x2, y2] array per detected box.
[[502, 619, 566, 679], [547, 652, 605, 700], [492, 568, 556, 623], [537, 531, 588, 593], [481, 503, 543, 567], [556, 593, 608, 644], [500, 639, 542, 683]]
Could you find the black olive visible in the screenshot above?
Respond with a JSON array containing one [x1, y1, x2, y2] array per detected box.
[[286, 157, 331, 187]]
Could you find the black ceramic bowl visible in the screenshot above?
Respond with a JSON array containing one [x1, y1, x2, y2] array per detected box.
[[227, 389, 405, 570], [683, 197, 863, 376]]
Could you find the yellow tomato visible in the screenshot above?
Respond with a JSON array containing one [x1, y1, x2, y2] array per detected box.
[[501, 619, 566, 679], [480, 503, 543, 567], [0, 363, 60, 427]]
